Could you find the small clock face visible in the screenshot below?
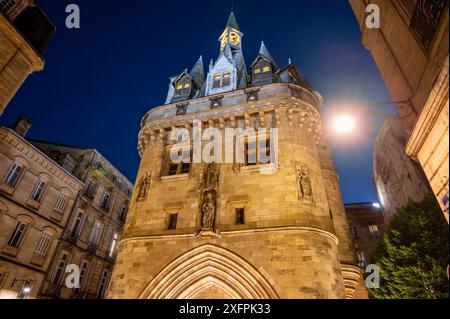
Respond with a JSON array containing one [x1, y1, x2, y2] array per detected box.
[[230, 32, 240, 46], [221, 31, 241, 50]]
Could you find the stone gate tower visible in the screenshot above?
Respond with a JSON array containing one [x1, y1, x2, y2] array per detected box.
[[107, 12, 365, 299]]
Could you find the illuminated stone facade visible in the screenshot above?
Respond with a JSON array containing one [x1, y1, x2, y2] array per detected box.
[[0, 0, 55, 115], [107, 12, 365, 299], [373, 117, 432, 221], [349, 0, 449, 221], [0, 119, 83, 299]]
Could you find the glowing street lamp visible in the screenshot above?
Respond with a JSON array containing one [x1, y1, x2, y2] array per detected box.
[[332, 115, 357, 135]]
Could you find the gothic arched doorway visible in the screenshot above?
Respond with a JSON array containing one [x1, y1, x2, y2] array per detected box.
[[139, 244, 278, 299]]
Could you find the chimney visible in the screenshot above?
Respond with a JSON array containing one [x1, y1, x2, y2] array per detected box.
[[12, 116, 32, 137]]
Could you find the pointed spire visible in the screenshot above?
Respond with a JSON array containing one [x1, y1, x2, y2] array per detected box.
[[226, 11, 240, 31], [259, 41, 276, 65], [209, 59, 214, 71], [189, 55, 205, 88]]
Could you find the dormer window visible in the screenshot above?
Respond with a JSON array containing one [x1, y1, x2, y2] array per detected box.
[[252, 59, 274, 85], [212, 72, 231, 88], [175, 80, 191, 96]]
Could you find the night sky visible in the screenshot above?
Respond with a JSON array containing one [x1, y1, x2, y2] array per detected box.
[[0, 0, 396, 203]]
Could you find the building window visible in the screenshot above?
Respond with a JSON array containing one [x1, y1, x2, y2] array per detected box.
[[356, 251, 366, 268], [34, 232, 52, 257], [52, 252, 69, 286], [244, 135, 271, 166], [69, 211, 84, 240], [252, 60, 273, 83], [119, 204, 127, 222], [7, 221, 28, 248], [101, 192, 111, 211], [88, 221, 103, 248], [62, 160, 74, 173], [235, 208, 245, 225], [74, 261, 90, 296], [168, 213, 178, 230], [31, 180, 47, 202], [3, 163, 23, 188], [369, 225, 381, 239], [410, 0, 447, 50], [17, 280, 33, 299], [351, 225, 359, 239], [165, 149, 191, 176], [0, 0, 17, 13], [212, 72, 231, 88], [0, 271, 7, 288], [97, 270, 110, 299], [175, 80, 191, 96], [84, 181, 96, 199], [108, 233, 119, 258], [54, 193, 68, 214]]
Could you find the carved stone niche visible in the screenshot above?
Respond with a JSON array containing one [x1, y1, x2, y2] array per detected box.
[[296, 164, 314, 203]]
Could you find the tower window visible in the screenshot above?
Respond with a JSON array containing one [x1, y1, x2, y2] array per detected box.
[[164, 149, 192, 176], [168, 213, 178, 230], [212, 72, 231, 88], [252, 59, 273, 84], [235, 208, 245, 225], [244, 135, 271, 166], [175, 78, 191, 96]]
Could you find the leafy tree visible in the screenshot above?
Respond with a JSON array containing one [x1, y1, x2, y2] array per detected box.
[[369, 194, 449, 299]]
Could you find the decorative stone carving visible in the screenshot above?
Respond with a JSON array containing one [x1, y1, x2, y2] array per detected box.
[[201, 191, 216, 230], [137, 172, 151, 202], [201, 163, 219, 191], [297, 165, 314, 202]]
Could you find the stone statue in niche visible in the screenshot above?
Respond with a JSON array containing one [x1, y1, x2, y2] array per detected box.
[[298, 166, 314, 202], [201, 191, 216, 230], [137, 173, 150, 202]]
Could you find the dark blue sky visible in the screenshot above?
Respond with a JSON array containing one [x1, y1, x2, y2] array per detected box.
[[0, 0, 396, 203]]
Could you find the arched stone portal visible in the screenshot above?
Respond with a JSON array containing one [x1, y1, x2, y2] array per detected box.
[[139, 244, 279, 299]]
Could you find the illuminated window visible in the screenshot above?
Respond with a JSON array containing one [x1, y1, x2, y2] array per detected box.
[[212, 72, 231, 88], [369, 225, 381, 238], [263, 66, 271, 73], [254, 68, 261, 74], [175, 78, 191, 96]]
